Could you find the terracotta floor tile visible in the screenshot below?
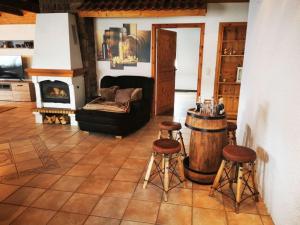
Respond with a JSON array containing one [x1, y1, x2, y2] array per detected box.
[[104, 181, 137, 198], [100, 155, 127, 168], [4, 186, 45, 206], [10, 139, 32, 149], [193, 189, 224, 210], [192, 207, 226, 225], [166, 188, 192, 206], [51, 175, 86, 192], [261, 216, 275, 225], [133, 183, 162, 202], [48, 211, 88, 225], [84, 216, 120, 225], [69, 145, 93, 154], [66, 164, 97, 177], [31, 189, 72, 210], [79, 154, 106, 165], [123, 200, 160, 224], [157, 203, 191, 225], [120, 221, 153, 225], [0, 149, 12, 166], [114, 168, 143, 182], [91, 165, 119, 179], [60, 153, 85, 164], [256, 201, 269, 216], [192, 183, 211, 191], [2, 174, 37, 186], [129, 149, 151, 159], [0, 164, 17, 177], [77, 177, 111, 195], [122, 158, 148, 170], [0, 203, 26, 225], [226, 212, 263, 225], [92, 196, 129, 219], [16, 159, 43, 173], [0, 184, 19, 201], [62, 193, 99, 214], [10, 207, 56, 225], [14, 151, 38, 163], [223, 195, 258, 214], [0, 142, 10, 151], [24, 173, 61, 188], [49, 144, 76, 153]]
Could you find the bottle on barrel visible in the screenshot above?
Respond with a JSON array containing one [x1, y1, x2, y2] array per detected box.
[[196, 96, 202, 112]]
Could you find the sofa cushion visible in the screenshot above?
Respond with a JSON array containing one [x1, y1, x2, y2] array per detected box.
[[83, 97, 130, 113], [131, 88, 143, 101], [99, 85, 119, 101], [115, 88, 134, 104]]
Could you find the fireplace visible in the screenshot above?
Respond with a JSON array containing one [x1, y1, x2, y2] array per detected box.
[[40, 80, 70, 103]]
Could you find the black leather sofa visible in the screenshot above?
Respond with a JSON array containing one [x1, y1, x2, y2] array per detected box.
[[76, 75, 154, 137]]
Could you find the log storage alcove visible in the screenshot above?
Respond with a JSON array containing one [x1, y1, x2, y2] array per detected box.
[[184, 109, 228, 184]]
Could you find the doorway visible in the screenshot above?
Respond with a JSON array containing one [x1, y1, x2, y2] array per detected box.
[[151, 23, 205, 116]]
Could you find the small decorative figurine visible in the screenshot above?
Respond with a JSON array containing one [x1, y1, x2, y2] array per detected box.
[[216, 97, 225, 115]]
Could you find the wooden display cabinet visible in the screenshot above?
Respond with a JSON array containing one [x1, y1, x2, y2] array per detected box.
[[214, 22, 247, 120]]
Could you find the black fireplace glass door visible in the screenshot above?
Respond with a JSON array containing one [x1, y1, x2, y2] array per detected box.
[[40, 80, 70, 103]]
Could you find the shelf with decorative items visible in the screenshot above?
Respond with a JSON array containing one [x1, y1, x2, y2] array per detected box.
[[214, 22, 247, 120]]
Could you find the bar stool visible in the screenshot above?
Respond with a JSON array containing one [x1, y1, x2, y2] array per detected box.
[[158, 121, 187, 157], [209, 145, 259, 213], [143, 138, 185, 201], [227, 122, 237, 145]]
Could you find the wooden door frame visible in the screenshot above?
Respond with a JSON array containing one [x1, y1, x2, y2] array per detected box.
[[151, 23, 205, 115]]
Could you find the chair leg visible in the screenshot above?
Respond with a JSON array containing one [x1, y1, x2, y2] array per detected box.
[[209, 160, 226, 196], [235, 164, 244, 213], [178, 131, 187, 157], [250, 162, 259, 202], [143, 153, 155, 189], [163, 155, 170, 201]]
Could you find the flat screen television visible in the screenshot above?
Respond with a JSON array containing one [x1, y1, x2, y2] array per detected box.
[[0, 56, 24, 80]]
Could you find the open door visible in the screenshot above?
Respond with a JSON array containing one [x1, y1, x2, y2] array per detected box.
[[155, 29, 177, 115]]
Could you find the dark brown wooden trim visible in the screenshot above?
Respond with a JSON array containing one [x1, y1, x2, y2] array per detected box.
[[26, 68, 84, 77], [78, 9, 207, 18], [151, 23, 205, 115]]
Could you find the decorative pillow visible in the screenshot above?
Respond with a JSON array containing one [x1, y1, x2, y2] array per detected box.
[[115, 88, 135, 104], [99, 86, 119, 101], [130, 88, 143, 101], [83, 97, 130, 113]]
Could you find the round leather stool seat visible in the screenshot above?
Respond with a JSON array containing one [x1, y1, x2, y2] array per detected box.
[[153, 139, 181, 154], [159, 121, 182, 131], [223, 145, 256, 163], [227, 122, 237, 132]]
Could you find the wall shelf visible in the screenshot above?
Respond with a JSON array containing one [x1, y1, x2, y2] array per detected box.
[[214, 22, 247, 120]]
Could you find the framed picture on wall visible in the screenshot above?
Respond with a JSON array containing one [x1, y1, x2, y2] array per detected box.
[[236, 67, 243, 83]]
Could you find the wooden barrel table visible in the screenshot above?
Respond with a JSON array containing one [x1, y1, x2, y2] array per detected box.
[[184, 109, 228, 184]]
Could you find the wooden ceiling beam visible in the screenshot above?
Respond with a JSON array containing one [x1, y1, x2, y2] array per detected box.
[[79, 9, 207, 18], [0, 0, 39, 13], [0, 5, 23, 16]]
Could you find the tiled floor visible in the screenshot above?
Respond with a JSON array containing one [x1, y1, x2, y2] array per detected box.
[[0, 102, 274, 225]]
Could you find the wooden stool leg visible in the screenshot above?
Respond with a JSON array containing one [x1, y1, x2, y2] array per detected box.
[[177, 154, 186, 188], [250, 162, 259, 202], [158, 130, 162, 139], [209, 160, 226, 196], [178, 131, 187, 157], [163, 155, 170, 201], [235, 164, 244, 213], [168, 130, 173, 139], [143, 153, 155, 189]]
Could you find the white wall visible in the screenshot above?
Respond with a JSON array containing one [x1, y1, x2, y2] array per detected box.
[[0, 24, 35, 69], [166, 28, 200, 91], [95, 3, 249, 98], [33, 13, 82, 70], [237, 0, 300, 224]]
